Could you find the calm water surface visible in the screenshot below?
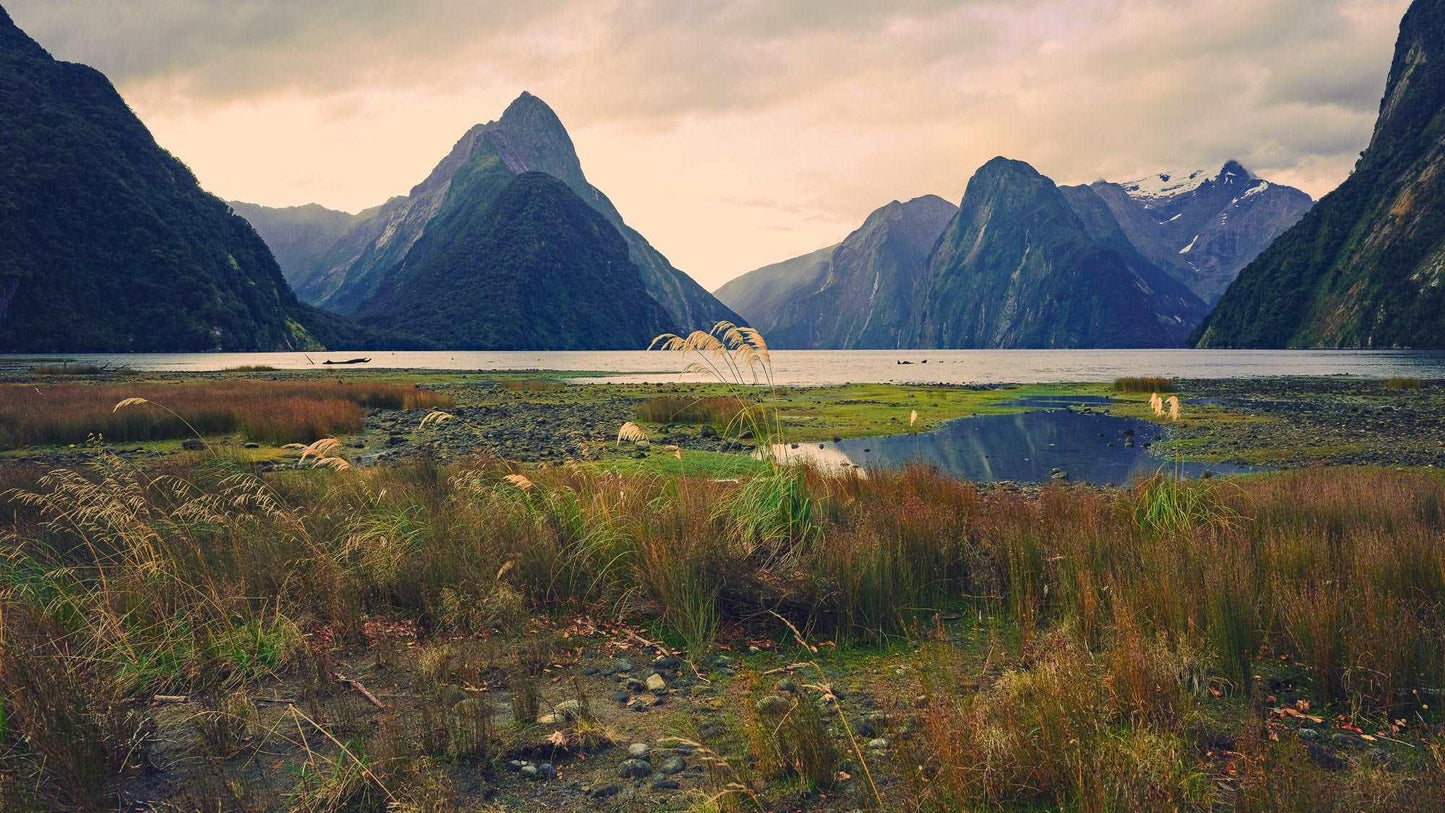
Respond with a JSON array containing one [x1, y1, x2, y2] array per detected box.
[[4, 349, 1445, 385], [774, 395, 1256, 485]]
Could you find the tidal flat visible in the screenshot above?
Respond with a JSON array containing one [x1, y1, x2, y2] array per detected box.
[[0, 368, 1442, 810]]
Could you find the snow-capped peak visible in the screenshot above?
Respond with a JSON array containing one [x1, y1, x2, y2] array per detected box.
[[1121, 168, 1212, 202], [1120, 161, 1258, 205]]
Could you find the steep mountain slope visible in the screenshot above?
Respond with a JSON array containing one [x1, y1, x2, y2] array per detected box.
[[292, 92, 738, 332], [227, 202, 367, 295], [1194, 0, 1445, 348], [0, 6, 357, 352], [758, 196, 956, 348], [714, 245, 837, 333], [915, 158, 1207, 348], [1080, 162, 1312, 304], [358, 172, 673, 350]]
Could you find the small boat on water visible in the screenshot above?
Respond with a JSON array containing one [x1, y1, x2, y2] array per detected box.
[[322, 357, 371, 365]]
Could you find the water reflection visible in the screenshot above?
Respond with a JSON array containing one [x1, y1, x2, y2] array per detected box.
[[773, 400, 1255, 485]]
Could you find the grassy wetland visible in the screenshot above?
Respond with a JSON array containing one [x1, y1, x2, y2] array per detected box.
[[1, 336, 1444, 810]]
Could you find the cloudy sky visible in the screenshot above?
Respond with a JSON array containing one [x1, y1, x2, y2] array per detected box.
[[7, 0, 1411, 289]]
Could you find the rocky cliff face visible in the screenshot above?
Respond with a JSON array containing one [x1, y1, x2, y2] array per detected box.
[[714, 245, 836, 336], [915, 158, 1207, 348], [273, 92, 738, 335], [1194, 0, 1445, 348], [763, 196, 956, 348]]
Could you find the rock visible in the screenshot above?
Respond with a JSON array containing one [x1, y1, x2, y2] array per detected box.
[[658, 756, 686, 775], [619, 759, 653, 779], [645, 673, 667, 693], [554, 699, 583, 721], [775, 678, 797, 693], [623, 677, 646, 693], [651, 778, 681, 791], [611, 691, 629, 704], [652, 654, 682, 672], [867, 738, 890, 750], [243, 442, 260, 449], [505, 759, 525, 773], [588, 784, 622, 799], [756, 695, 792, 715], [1050, 469, 1068, 480], [539, 763, 557, 781], [635, 439, 651, 450], [627, 742, 651, 759], [520, 764, 539, 779], [181, 439, 205, 451]]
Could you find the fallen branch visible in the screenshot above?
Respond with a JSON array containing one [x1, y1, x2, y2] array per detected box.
[[335, 673, 387, 710]]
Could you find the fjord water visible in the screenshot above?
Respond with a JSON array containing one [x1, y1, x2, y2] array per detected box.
[[774, 397, 1257, 485], [5, 348, 1445, 384]]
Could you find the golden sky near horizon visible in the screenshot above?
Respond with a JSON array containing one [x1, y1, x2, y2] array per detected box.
[[7, 0, 1412, 290]]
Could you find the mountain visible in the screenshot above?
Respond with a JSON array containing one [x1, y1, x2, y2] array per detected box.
[[1195, 0, 1445, 348], [716, 196, 955, 348], [0, 6, 372, 352], [715, 245, 836, 334], [278, 92, 738, 334], [226, 202, 369, 294], [358, 172, 673, 349], [1078, 162, 1312, 304], [914, 158, 1208, 348]]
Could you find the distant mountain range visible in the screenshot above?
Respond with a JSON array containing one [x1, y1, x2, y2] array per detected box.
[[1195, 0, 1445, 348], [718, 160, 1307, 348], [0, 6, 387, 352], [235, 93, 739, 344], [5, 0, 1440, 353]]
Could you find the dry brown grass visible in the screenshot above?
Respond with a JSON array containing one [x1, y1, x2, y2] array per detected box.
[[0, 380, 451, 447], [1115, 376, 1176, 393]]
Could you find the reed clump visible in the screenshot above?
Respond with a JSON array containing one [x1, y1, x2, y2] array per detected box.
[[1115, 376, 1176, 393], [634, 394, 751, 430]]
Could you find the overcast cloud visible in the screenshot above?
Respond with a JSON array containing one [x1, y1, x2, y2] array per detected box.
[[6, 0, 1411, 288]]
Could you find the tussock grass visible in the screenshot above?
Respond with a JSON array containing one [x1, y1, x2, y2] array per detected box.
[[1115, 376, 1177, 393], [634, 395, 750, 430], [1385, 376, 1424, 390], [222, 364, 278, 373], [500, 378, 564, 392], [28, 362, 115, 375], [0, 380, 451, 448], [1, 418, 1443, 805]]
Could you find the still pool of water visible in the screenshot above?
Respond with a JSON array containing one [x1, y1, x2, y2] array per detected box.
[[3, 348, 1444, 385], [773, 396, 1256, 485]]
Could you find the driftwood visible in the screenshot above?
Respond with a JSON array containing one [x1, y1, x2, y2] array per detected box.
[[335, 673, 387, 709], [323, 357, 370, 365]]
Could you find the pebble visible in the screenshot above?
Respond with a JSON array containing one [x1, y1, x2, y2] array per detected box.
[[627, 742, 651, 759], [619, 759, 653, 779], [646, 673, 667, 693], [756, 694, 792, 715], [588, 784, 622, 799]]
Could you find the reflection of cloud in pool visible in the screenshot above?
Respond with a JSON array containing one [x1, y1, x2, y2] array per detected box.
[[766, 443, 865, 477]]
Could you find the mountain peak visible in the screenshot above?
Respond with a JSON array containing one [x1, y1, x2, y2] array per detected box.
[[0, 5, 50, 59]]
